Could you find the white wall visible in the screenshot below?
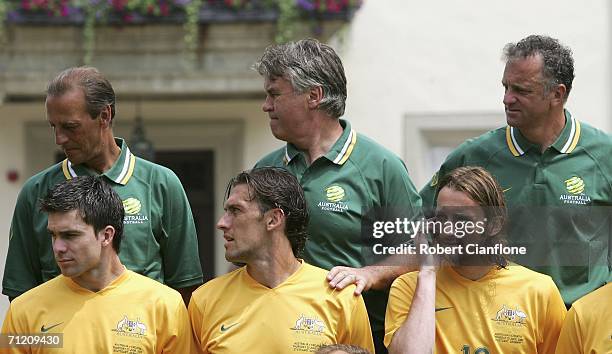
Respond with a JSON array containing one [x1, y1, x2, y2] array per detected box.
[[336, 0, 610, 187], [0, 104, 31, 326]]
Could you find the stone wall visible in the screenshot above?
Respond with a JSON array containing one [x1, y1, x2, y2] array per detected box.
[[0, 20, 346, 100]]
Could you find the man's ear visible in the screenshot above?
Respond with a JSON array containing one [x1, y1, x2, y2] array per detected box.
[[265, 208, 285, 232], [550, 84, 567, 106], [307, 86, 323, 110], [98, 105, 113, 128], [486, 216, 504, 237], [99, 225, 116, 248]]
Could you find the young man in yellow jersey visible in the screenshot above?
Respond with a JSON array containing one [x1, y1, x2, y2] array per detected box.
[[385, 167, 567, 354], [1, 176, 193, 353], [188, 167, 374, 354]]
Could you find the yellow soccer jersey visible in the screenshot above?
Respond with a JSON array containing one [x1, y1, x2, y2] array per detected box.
[[556, 283, 612, 354], [385, 265, 567, 354], [1, 269, 193, 353], [188, 262, 374, 354]]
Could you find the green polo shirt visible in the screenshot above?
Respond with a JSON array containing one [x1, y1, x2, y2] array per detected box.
[[3, 138, 203, 299], [256, 119, 422, 333], [420, 110, 612, 304]]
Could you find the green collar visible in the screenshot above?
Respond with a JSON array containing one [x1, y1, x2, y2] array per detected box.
[[505, 110, 581, 157], [283, 119, 357, 166], [61, 138, 136, 185]]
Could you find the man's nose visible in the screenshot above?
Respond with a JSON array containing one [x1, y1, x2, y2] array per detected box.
[[54, 128, 68, 146], [216, 213, 230, 231], [53, 238, 67, 254], [503, 91, 517, 106], [262, 96, 273, 112]]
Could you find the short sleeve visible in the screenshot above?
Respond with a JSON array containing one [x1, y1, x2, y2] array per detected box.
[[157, 170, 203, 288], [337, 290, 375, 353], [554, 304, 581, 354], [539, 278, 567, 354], [383, 274, 417, 348], [1, 305, 29, 354], [381, 157, 422, 216], [161, 299, 195, 354], [188, 296, 207, 354]]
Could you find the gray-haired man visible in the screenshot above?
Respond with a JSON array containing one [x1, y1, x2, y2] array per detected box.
[[253, 38, 422, 353]]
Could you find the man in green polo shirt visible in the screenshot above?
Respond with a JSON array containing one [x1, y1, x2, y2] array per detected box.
[[420, 34, 612, 306], [253, 39, 422, 354], [3, 67, 203, 304]]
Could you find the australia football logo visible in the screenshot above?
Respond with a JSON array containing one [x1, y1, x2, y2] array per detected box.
[[565, 176, 585, 195], [326, 186, 345, 202], [318, 185, 349, 213], [290, 314, 326, 335], [559, 176, 591, 205], [493, 304, 527, 326], [430, 172, 439, 187], [122, 197, 149, 224], [112, 315, 147, 337], [122, 198, 142, 215]]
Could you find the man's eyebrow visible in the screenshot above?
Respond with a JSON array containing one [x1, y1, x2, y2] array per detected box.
[[223, 200, 241, 209], [47, 229, 82, 235]]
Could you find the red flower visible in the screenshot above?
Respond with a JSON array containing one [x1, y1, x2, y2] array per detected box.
[[160, 2, 169, 15], [326, 0, 341, 12], [112, 0, 128, 11]]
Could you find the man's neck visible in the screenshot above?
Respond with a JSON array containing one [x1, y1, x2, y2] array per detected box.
[[452, 265, 494, 281], [72, 254, 125, 292], [520, 109, 566, 153], [292, 116, 343, 165], [246, 255, 301, 289], [83, 134, 121, 173]]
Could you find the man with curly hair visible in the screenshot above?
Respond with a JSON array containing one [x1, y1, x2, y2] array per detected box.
[[420, 35, 612, 307]]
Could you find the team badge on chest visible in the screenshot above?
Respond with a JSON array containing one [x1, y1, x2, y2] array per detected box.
[[317, 185, 349, 213]]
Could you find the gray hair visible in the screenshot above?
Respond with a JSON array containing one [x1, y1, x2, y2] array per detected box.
[[503, 35, 574, 102], [254, 38, 347, 118], [47, 66, 116, 121]]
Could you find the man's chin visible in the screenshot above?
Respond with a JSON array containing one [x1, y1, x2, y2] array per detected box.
[[58, 268, 76, 278], [270, 131, 288, 142], [64, 153, 84, 165], [505, 114, 523, 128], [224, 254, 245, 265]]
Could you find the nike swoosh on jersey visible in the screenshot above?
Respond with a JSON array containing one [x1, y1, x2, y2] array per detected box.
[[220, 323, 239, 332], [40, 322, 63, 332]]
